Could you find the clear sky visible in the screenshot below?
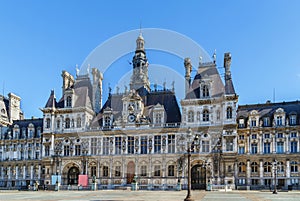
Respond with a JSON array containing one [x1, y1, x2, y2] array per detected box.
[[0, 0, 300, 118]]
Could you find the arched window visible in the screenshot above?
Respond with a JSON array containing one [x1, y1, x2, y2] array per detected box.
[[65, 118, 70, 129], [66, 96, 72, 107], [251, 162, 258, 173], [264, 162, 272, 173], [187, 111, 194, 122], [168, 165, 175, 177], [226, 107, 233, 119], [202, 85, 209, 98], [203, 110, 209, 122], [46, 118, 51, 129], [77, 117, 81, 128], [238, 162, 246, 173]]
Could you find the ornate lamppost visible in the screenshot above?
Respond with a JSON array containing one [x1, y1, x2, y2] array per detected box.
[[273, 159, 278, 194], [180, 127, 200, 201]]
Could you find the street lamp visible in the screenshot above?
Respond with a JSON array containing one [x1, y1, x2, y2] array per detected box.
[[273, 159, 278, 194], [182, 127, 200, 201]]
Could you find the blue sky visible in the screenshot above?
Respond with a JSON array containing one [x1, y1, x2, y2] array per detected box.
[[0, 0, 300, 118]]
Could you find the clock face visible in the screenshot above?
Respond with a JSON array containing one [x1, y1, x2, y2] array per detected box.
[[128, 114, 136, 123]]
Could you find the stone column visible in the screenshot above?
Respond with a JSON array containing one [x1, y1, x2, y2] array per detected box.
[[247, 134, 251, 154], [286, 160, 290, 185], [259, 160, 263, 185], [38, 164, 41, 179], [16, 166, 19, 179], [272, 134, 276, 153], [285, 134, 289, 153], [30, 164, 33, 180], [246, 160, 251, 185], [23, 165, 26, 180], [8, 166, 11, 180]]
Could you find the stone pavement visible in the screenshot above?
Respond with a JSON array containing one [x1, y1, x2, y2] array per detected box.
[[1, 190, 300, 201]]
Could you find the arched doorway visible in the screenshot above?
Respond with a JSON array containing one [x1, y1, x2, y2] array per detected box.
[[68, 166, 79, 185], [127, 161, 135, 184], [191, 164, 206, 190]]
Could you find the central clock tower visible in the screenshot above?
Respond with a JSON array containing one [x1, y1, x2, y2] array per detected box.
[[122, 90, 144, 124]]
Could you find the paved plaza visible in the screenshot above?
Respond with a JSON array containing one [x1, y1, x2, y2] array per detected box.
[[1, 190, 300, 201]]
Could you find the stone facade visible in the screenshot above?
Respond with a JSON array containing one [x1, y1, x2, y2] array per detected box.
[[0, 33, 299, 191]]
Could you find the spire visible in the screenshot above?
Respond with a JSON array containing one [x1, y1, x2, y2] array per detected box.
[[45, 90, 57, 108], [130, 32, 150, 91]]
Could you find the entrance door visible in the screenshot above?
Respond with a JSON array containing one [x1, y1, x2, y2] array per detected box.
[[127, 161, 135, 184], [68, 167, 79, 185], [191, 164, 206, 190]]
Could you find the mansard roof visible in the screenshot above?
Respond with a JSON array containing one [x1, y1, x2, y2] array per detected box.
[[186, 63, 225, 99], [55, 74, 93, 109], [92, 87, 181, 127], [237, 101, 300, 122]]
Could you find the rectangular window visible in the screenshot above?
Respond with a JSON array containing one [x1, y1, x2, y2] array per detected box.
[[239, 135, 244, 140], [291, 132, 297, 138], [141, 165, 147, 177], [45, 146, 50, 157], [141, 136, 148, 154], [226, 139, 233, 151], [251, 134, 257, 139], [251, 119, 257, 127], [154, 135, 161, 153], [276, 116, 283, 126], [264, 143, 270, 154], [75, 145, 81, 156], [251, 143, 257, 154], [168, 165, 175, 177], [276, 142, 284, 153], [91, 166, 96, 177], [238, 119, 245, 128], [291, 141, 298, 153], [64, 145, 70, 156], [35, 151, 39, 159], [115, 137, 122, 155], [252, 179, 259, 185], [128, 136, 134, 154], [103, 137, 109, 155], [103, 166, 109, 177], [263, 117, 270, 127], [290, 115, 297, 125], [264, 179, 271, 186], [277, 133, 283, 138], [202, 141, 210, 153], [154, 165, 160, 177], [115, 166, 121, 177], [238, 146, 245, 154], [168, 134, 175, 153], [264, 133, 270, 139], [91, 138, 97, 155]]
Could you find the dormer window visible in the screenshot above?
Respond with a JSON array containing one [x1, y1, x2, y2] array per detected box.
[[187, 111, 194, 122], [250, 118, 257, 127], [290, 115, 297, 125], [104, 116, 111, 127], [263, 117, 270, 127], [155, 113, 162, 124], [66, 96, 72, 107], [226, 107, 232, 119], [276, 116, 283, 126], [202, 85, 209, 98]]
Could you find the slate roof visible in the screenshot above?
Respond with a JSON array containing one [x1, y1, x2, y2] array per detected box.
[[237, 101, 300, 125], [45, 90, 57, 108], [225, 78, 235, 95], [186, 63, 225, 99], [92, 88, 181, 127]]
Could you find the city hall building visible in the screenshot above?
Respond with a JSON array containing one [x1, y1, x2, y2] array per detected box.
[[0, 33, 299, 191]]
